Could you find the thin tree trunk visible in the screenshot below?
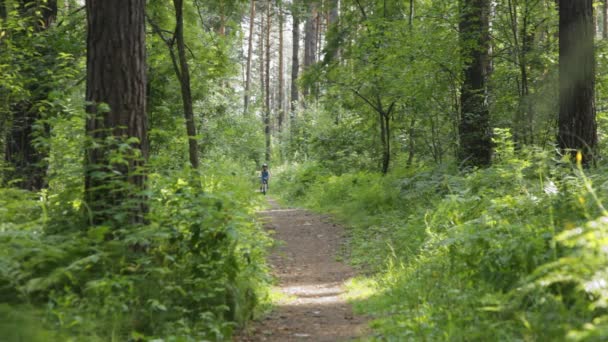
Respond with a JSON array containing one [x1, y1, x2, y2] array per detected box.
[[264, 0, 271, 162], [291, 3, 300, 113], [407, 117, 416, 166], [602, 0, 608, 39], [328, 0, 340, 60], [558, 0, 597, 164], [409, 0, 414, 28], [329, 0, 339, 25], [278, 0, 284, 133], [84, 0, 148, 224], [219, 0, 226, 35], [174, 0, 199, 169], [303, 2, 317, 96], [458, 0, 492, 167], [244, 0, 255, 114], [381, 112, 391, 174], [0, 0, 6, 19], [259, 3, 265, 111]]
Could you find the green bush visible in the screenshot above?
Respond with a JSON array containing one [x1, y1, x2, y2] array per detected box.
[[275, 149, 608, 340], [0, 163, 270, 341]]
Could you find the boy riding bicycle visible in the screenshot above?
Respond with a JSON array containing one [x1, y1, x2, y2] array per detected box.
[[260, 163, 270, 195]]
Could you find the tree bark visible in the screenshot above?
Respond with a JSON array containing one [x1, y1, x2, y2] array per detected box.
[[291, 2, 300, 114], [329, 0, 339, 25], [558, 0, 597, 164], [173, 0, 199, 169], [84, 0, 148, 224], [407, 117, 416, 166], [379, 112, 391, 174], [303, 2, 317, 96], [244, 0, 255, 114], [264, 0, 271, 162], [602, 0, 608, 39], [0, 0, 6, 19], [458, 0, 492, 167], [259, 2, 265, 111], [409, 0, 414, 29], [278, 0, 285, 133]]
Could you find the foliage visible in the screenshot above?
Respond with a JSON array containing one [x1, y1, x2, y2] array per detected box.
[[276, 132, 608, 340], [0, 162, 270, 341]]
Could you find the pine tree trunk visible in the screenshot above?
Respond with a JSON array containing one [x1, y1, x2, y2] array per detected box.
[[259, 3, 265, 111], [291, 3, 300, 114], [174, 0, 199, 169], [303, 3, 317, 97], [244, 0, 255, 114], [0, 0, 6, 19], [278, 1, 284, 133], [458, 0, 492, 167], [264, 1, 271, 162], [602, 0, 608, 39], [84, 0, 148, 225], [380, 112, 391, 174], [409, 0, 414, 28], [558, 0, 597, 164]]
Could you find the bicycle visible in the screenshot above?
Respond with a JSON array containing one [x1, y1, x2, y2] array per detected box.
[[260, 179, 269, 195]]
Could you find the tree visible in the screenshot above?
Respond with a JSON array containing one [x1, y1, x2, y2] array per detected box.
[[84, 0, 148, 224], [604, 0, 608, 39], [278, 0, 285, 133], [173, 0, 199, 169], [557, 0, 597, 163], [458, 0, 492, 167], [290, 1, 300, 115], [264, 0, 271, 161], [303, 2, 318, 97], [244, 0, 255, 114]]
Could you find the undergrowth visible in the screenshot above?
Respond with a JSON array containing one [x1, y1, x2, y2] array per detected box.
[[275, 137, 608, 340], [0, 162, 271, 341]]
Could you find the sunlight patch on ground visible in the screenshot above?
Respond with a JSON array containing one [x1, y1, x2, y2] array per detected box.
[[259, 208, 304, 213], [343, 276, 377, 302], [275, 281, 350, 306]]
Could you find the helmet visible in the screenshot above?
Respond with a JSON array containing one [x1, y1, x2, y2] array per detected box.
[[262, 163, 268, 167]]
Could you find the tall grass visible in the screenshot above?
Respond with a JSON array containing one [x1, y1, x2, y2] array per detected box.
[[275, 145, 608, 340]]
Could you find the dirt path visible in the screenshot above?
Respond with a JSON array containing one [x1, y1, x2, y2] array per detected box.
[[236, 199, 367, 341]]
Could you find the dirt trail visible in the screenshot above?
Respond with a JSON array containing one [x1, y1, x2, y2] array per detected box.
[[237, 198, 367, 341]]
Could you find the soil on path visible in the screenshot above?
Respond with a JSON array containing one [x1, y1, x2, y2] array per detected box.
[[236, 198, 368, 341]]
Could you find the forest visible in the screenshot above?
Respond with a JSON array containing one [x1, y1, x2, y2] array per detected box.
[[2, 0, 608, 340]]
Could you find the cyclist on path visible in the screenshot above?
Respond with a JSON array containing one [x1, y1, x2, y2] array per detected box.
[[260, 163, 270, 195]]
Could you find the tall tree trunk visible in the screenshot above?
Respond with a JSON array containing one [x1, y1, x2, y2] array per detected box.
[[244, 0, 255, 114], [328, 0, 340, 60], [264, 0, 271, 162], [602, 0, 608, 39], [558, 0, 597, 164], [174, 0, 199, 169], [379, 112, 391, 174], [329, 0, 339, 25], [0, 0, 6, 19], [458, 0, 492, 167], [278, 0, 284, 133], [303, 2, 317, 97], [4, 0, 57, 190], [259, 3, 265, 111], [84, 0, 148, 225], [291, 3, 300, 113], [409, 0, 414, 28], [219, 0, 226, 36], [407, 117, 416, 166]]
